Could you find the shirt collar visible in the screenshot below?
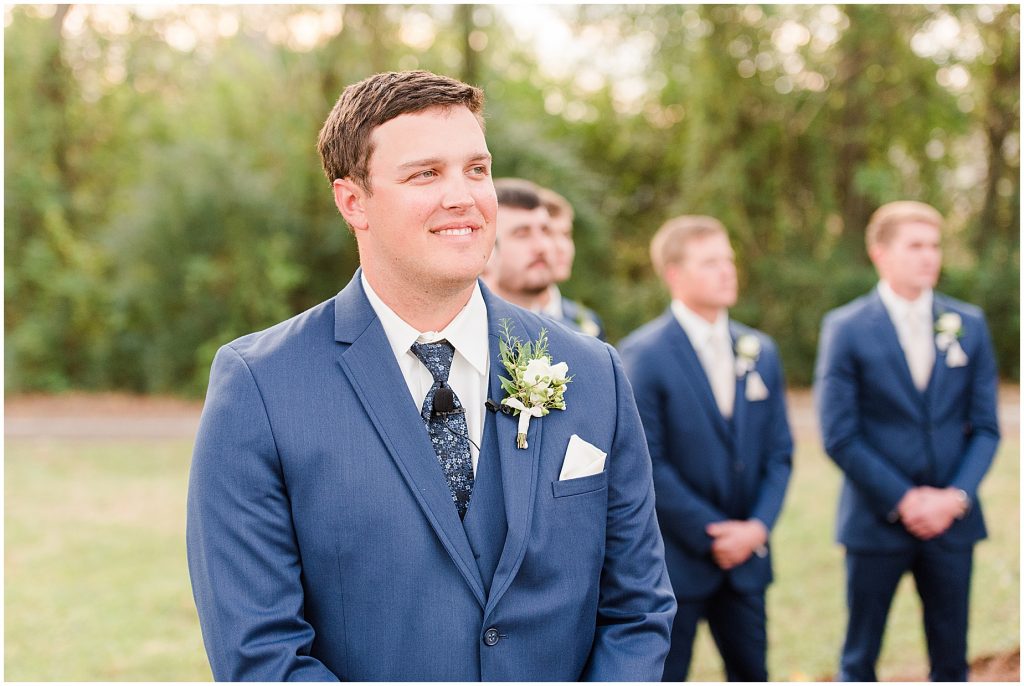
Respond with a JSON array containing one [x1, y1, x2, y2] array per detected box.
[[541, 285, 564, 319], [670, 299, 729, 349], [361, 274, 489, 377], [877, 280, 933, 322]]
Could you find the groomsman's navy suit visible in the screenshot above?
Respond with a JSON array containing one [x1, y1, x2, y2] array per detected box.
[[620, 311, 793, 681], [186, 270, 675, 681], [558, 296, 606, 341], [814, 289, 999, 681]]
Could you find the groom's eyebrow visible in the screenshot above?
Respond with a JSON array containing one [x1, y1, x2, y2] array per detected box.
[[398, 157, 444, 170], [397, 152, 492, 170]]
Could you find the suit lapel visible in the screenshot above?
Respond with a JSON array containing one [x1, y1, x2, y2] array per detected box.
[[665, 313, 732, 444], [924, 296, 947, 407], [333, 272, 486, 607], [866, 292, 926, 417], [479, 289, 542, 614], [729, 323, 749, 454]]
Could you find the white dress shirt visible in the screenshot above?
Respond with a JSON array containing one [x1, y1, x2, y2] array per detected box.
[[361, 274, 489, 473], [671, 299, 735, 418], [541, 285, 564, 319], [877, 280, 934, 391]]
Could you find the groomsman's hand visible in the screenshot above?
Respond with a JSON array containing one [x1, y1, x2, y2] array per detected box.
[[897, 487, 965, 539], [706, 520, 769, 570]]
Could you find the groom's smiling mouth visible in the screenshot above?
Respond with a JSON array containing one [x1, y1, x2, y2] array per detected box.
[[431, 221, 482, 238]]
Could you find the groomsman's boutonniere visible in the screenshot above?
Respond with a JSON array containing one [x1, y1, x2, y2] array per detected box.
[[499, 320, 572, 449], [935, 311, 968, 368], [735, 334, 770, 402]]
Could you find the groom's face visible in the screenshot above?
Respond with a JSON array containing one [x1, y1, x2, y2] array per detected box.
[[344, 105, 497, 293]]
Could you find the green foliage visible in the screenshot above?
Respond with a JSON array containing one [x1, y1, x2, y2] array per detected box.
[[4, 5, 1019, 394]]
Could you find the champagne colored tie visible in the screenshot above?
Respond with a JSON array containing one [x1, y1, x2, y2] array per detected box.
[[905, 311, 934, 391], [706, 331, 735, 419]]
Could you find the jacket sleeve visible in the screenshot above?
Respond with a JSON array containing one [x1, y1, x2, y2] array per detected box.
[[186, 345, 339, 682], [620, 343, 728, 555], [749, 342, 794, 530], [814, 313, 916, 517], [581, 346, 677, 681], [948, 312, 1000, 500]]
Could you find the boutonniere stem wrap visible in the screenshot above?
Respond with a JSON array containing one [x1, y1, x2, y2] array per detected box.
[[935, 312, 968, 368], [734, 334, 769, 401], [499, 320, 571, 449]]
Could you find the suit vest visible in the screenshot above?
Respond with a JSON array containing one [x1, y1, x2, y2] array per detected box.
[[461, 411, 508, 598]]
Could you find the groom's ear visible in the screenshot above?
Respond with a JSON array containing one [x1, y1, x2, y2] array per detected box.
[[333, 178, 370, 232]]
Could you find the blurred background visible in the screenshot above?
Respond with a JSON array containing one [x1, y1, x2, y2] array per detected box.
[[4, 3, 1019, 681], [5, 3, 1019, 394]]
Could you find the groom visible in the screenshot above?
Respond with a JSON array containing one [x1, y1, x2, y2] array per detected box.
[[186, 70, 675, 681]]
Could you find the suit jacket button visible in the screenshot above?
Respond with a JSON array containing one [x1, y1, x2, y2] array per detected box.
[[483, 627, 500, 646], [734, 461, 744, 473]]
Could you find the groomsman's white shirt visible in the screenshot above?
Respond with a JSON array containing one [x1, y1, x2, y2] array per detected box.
[[542, 285, 565, 319], [671, 299, 735, 418], [877, 280, 934, 391]]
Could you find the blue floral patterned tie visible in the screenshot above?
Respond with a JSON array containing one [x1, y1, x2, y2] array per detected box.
[[410, 340, 474, 518]]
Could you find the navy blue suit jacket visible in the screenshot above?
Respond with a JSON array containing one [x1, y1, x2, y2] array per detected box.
[[186, 271, 675, 681], [619, 312, 793, 600], [814, 289, 1000, 553]]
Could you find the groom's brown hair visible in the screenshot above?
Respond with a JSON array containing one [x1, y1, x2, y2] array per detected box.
[[317, 70, 485, 194]]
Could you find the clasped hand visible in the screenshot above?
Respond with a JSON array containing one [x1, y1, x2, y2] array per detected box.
[[897, 487, 965, 540], [705, 519, 768, 570]]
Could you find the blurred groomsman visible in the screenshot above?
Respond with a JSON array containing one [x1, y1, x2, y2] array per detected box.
[[619, 216, 793, 681], [538, 187, 606, 340], [814, 201, 999, 681], [482, 178, 555, 312]]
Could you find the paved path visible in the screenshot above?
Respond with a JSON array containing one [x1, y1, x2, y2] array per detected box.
[[4, 388, 1019, 441]]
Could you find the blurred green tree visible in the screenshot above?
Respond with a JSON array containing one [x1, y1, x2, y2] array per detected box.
[[4, 4, 1018, 394]]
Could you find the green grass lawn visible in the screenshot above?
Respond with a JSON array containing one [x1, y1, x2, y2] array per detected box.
[[5, 438, 212, 680], [5, 432, 1019, 680], [689, 438, 1020, 681]]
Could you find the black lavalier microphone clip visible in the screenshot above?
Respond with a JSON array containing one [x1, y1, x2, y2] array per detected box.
[[485, 398, 514, 415], [432, 383, 464, 419]]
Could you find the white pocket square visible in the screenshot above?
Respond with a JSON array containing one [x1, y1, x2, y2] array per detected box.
[[559, 434, 607, 481], [745, 371, 770, 401]]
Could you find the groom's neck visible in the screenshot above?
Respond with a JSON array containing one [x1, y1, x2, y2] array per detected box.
[[361, 267, 476, 333]]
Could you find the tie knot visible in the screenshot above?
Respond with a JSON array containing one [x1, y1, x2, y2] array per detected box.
[[707, 330, 728, 354], [906, 308, 930, 332], [411, 339, 455, 384]]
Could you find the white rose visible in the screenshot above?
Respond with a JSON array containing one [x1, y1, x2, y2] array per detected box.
[[736, 334, 761, 359], [523, 357, 553, 387], [937, 312, 962, 335], [549, 361, 568, 382]]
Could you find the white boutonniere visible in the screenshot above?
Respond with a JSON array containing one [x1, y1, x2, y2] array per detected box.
[[499, 320, 572, 449], [935, 311, 968, 368], [734, 334, 769, 401]]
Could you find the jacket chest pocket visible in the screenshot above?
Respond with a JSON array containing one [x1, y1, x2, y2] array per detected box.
[[551, 471, 608, 498]]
